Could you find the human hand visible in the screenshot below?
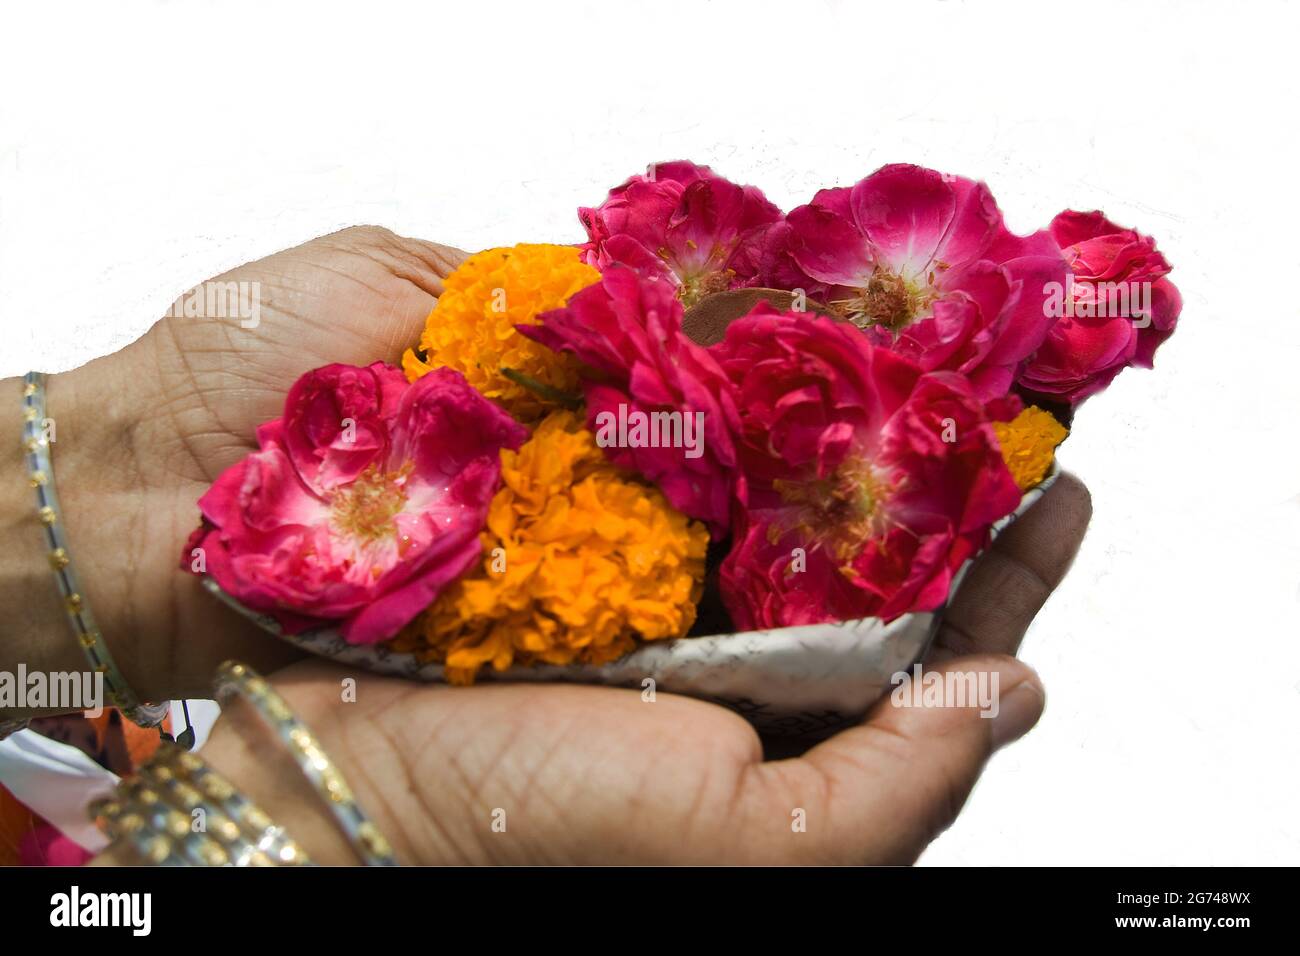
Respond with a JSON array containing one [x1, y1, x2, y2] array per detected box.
[[140, 474, 1090, 865], [4, 227, 466, 702]]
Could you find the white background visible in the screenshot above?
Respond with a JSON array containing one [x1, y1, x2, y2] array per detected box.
[[2, 0, 1297, 865]]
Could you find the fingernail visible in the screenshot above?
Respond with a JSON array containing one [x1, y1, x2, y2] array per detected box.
[[990, 678, 1045, 749]]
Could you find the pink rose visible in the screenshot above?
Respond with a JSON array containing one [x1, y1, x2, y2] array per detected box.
[[579, 160, 783, 306], [763, 164, 1067, 400], [183, 362, 527, 643], [713, 307, 1022, 629], [1017, 210, 1182, 405], [521, 266, 743, 536]]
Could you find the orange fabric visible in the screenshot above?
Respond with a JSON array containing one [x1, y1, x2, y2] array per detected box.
[[120, 712, 167, 768], [1, 707, 170, 865]]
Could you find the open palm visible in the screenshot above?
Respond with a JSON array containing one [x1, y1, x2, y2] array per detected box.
[[59, 227, 466, 698], [202, 473, 1090, 865], [58, 225, 1090, 863]]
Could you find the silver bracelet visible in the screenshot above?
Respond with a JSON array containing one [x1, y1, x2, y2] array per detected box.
[[21, 372, 168, 728], [215, 660, 398, 865]]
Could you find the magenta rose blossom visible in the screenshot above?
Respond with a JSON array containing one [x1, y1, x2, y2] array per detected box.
[[579, 160, 783, 307], [521, 266, 743, 536], [763, 164, 1066, 400], [1017, 210, 1182, 405], [713, 307, 1022, 630], [183, 362, 527, 643]]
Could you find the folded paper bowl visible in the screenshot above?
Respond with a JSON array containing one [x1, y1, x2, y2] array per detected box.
[[201, 467, 1058, 740]]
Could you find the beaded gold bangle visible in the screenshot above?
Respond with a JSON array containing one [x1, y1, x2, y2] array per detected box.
[[21, 372, 168, 728], [89, 741, 312, 866], [142, 741, 311, 865], [214, 660, 398, 866], [96, 777, 232, 866]]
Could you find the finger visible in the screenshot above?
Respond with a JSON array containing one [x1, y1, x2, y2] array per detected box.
[[742, 654, 1045, 864], [361, 230, 468, 359], [316, 225, 468, 299], [297, 226, 470, 369], [379, 231, 469, 297], [932, 471, 1091, 660]]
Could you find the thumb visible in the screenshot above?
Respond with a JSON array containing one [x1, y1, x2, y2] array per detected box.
[[747, 654, 1045, 864]]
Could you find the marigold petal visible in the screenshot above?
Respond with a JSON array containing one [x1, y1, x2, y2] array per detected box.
[[993, 405, 1068, 491], [387, 410, 708, 681], [406, 244, 600, 422]]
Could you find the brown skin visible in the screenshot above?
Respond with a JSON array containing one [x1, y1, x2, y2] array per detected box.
[[4, 227, 466, 701], [95, 473, 1089, 865], [0, 226, 1091, 864]]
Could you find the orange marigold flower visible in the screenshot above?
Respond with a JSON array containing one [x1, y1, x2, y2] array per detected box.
[[402, 244, 601, 422], [994, 405, 1068, 491], [389, 410, 709, 683]]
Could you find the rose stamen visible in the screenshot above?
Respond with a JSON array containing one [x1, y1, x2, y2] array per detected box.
[[771, 456, 895, 563], [331, 462, 412, 545], [676, 263, 736, 308], [834, 267, 939, 333]]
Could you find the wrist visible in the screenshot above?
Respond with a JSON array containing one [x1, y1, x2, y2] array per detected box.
[[0, 378, 85, 714], [36, 346, 300, 703], [93, 663, 420, 866], [42, 352, 168, 700], [194, 683, 364, 865]]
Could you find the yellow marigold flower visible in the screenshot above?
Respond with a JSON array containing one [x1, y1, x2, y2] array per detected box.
[[389, 410, 709, 683], [402, 244, 600, 422], [994, 405, 1068, 491]]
